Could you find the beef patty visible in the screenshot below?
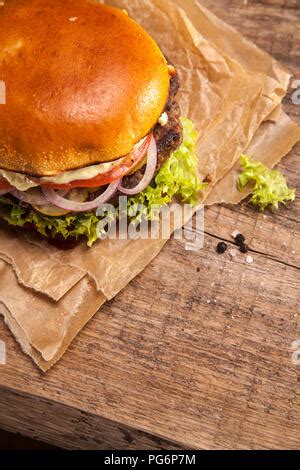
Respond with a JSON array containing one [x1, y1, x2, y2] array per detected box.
[[123, 72, 183, 189]]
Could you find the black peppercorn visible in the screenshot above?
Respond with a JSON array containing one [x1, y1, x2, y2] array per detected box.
[[240, 244, 249, 254], [216, 242, 228, 254], [235, 233, 246, 245]]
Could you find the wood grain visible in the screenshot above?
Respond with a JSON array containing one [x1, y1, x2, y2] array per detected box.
[[0, 387, 183, 450], [0, 0, 299, 450]]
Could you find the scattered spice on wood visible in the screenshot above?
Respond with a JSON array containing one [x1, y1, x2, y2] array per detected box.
[[240, 244, 249, 254], [231, 231, 250, 254], [235, 233, 246, 245], [232, 231, 246, 245], [229, 249, 237, 258], [216, 242, 228, 254]]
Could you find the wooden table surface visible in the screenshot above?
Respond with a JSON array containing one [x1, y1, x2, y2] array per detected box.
[[0, 0, 299, 450]]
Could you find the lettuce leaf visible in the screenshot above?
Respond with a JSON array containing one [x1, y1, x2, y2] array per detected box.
[[127, 117, 205, 222], [0, 118, 204, 246], [238, 155, 296, 211], [0, 202, 109, 247]]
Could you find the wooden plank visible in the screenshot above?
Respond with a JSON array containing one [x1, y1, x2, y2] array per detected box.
[[0, 387, 183, 450], [0, 0, 299, 450]]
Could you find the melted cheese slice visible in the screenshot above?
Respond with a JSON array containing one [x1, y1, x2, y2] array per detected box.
[[0, 169, 38, 191]]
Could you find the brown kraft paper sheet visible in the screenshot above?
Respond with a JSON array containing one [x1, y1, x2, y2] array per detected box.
[[0, 260, 106, 369], [0, 0, 299, 370]]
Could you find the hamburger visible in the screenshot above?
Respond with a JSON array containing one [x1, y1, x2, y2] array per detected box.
[[0, 0, 203, 247]]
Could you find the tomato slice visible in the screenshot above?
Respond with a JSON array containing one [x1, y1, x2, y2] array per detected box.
[[0, 177, 13, 191], [40, 135, 151, 191]]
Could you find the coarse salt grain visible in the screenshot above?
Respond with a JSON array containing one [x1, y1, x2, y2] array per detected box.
[[229, 249, 237, 258], [246, 255, 254, 264], [231, 230, 240, 239]]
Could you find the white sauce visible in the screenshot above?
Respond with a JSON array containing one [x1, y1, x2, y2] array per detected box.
[[40, 158, 126, 185], [158, 112, 169, 127], [0, 157, 127, 191]]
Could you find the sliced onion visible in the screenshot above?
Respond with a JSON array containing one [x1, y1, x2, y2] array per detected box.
[[11, 188, 48, 206], [118, 135, 157, 195], [131, 135, 151, 160], [42, 179, 120, 212]]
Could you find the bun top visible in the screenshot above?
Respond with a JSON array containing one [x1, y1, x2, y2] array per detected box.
[[0, 0, 170, 176]]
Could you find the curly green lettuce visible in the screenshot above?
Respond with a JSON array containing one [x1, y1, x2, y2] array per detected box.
[[0, 117, 204, 246], [127, 117, 205, 222], [0, 202, 109, 247], [238, 155, 296, 211]]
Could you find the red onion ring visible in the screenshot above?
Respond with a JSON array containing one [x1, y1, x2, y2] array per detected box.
[[118, 135, 157, 195], [11, 189, 48, 206], [131, 135, 151, 161], [42, 179, 120, 212]]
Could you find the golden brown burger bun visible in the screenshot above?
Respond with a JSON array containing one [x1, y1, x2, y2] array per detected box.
[[0, 0, 170, 176]]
